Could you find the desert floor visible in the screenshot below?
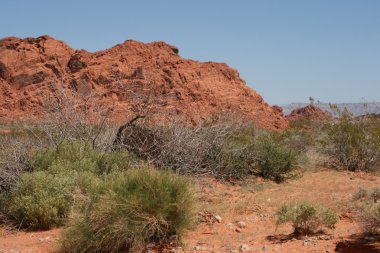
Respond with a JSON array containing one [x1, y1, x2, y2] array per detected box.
[[1, 169, 379, 253]]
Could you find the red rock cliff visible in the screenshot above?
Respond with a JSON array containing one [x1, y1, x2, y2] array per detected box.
[[0, 35, 287, 129]]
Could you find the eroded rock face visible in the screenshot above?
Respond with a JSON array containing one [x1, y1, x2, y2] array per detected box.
[[287, 104, 332, 122], [0, 35, 288, 129]]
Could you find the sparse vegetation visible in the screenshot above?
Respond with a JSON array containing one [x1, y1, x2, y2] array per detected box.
[[1, 103, 380, 252], [276, 202, 339, 235]]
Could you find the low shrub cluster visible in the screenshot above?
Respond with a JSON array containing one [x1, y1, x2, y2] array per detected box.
[[323, 112, 380, 172], [360, 203, 380, 234], [3, 141, 137, 230], [353, 186, 380, 234], [276, 202, 339, 235], [60, 168, 196, 253], [0, 138, 197, 252], [115, 123, 301, 181]]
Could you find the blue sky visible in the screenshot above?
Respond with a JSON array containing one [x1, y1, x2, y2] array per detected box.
[[1, 0, 379, 104]]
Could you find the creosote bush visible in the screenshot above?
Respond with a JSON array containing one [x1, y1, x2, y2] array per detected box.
[[4, 141, 136, 230], [253, 134, 300, 182], [276, 202, 339, 235], [59, 168, 196, 253], [323, 112, 380, 171], [7, 171, 74, 230]]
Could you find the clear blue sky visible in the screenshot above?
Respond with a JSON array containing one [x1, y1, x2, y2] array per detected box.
[[1, 0, 379, 105]]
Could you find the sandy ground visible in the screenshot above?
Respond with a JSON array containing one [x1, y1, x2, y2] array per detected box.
[[1, 169, 379, 253]]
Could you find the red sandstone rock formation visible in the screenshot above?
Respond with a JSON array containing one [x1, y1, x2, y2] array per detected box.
[[287, 104, 332, 122], [0, 35, 287, 129]]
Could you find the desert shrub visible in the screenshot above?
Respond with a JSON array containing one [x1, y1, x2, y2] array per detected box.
[[360, 203, 380, 234], [252, 134, 300, 182], [353, 186, 372, 201], [114, 122, 258, 179], [7, 171, 75, 230], [3, 141, 136, 230], [115, 122, 300, 181], [0, 131, 43, 192], [276, 202, 339, 235], [59, 168, 196, 253], [33, 140, 136, 175], [353, 186, 380, 234], [323, 112, 380, 171], [371, 188, 380, 203]]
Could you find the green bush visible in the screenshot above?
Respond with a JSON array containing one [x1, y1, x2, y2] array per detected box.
[[7, 171, 75, 230], [33, 141, 135, 175], [276, 202, 339, 235], [59, 168, 196, 253], [324, 112, 380, 171], [4, 141, 136, 230], [253, 135, 299, 182]]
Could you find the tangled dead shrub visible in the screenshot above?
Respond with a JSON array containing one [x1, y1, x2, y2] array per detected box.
[[59, 168, 196, 253], [114, 121, 300, 181]]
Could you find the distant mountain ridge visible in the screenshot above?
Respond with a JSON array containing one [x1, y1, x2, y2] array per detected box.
[[281, 102, 380, 116]]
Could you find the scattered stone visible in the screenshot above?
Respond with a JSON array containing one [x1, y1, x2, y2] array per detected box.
[[317, 235, 332, 240], [235, 228, 242, 233], [239, 244, 250, 252], [262, 245, 269, 251], [226, 223, 234, 228], [38, 237, 50, 242], [303, 240, 308, 246], [291, 238, 297, 241], [229, 250, 239, 253], [237, 221, 247, 228], [214, 215, 222, 223], [194, 245, 207, 251]]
